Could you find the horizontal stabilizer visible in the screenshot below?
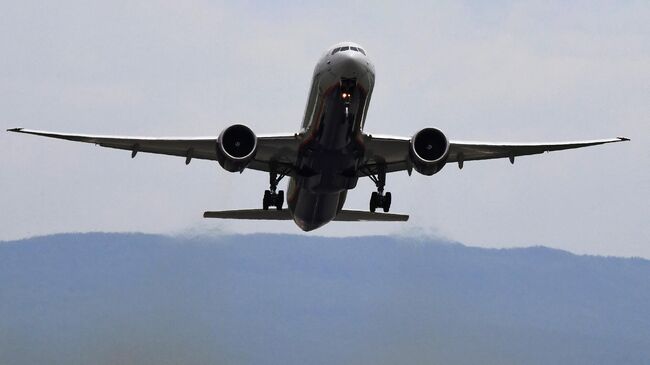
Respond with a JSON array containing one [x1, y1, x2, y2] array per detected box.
[[204, 209, 291, 220], [203, 209, 409, 222], [333, 210, 409, 222]]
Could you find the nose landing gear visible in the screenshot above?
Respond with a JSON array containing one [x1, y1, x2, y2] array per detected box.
[[262, 169, 288, 211], [365, 166, 392, 213]]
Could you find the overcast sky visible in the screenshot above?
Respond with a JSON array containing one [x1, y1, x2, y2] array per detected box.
[[2, 1, 648, 257]]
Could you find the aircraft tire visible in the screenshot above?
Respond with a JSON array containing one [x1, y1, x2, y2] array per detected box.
[[263, 190, 271, 210], [383, 192, 392, 212], [276, 190, 284, 211], [370, 192, 378, 212]]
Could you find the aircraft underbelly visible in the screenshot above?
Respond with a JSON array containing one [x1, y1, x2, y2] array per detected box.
[[298, 84, 366, 186], [287, 53, 375, 231], [287, 181, 344, 231], [288, 85, 368, 230]]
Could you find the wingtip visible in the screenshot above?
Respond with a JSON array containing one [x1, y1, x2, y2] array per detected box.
[[617, 136, 630, 142], [7, 127, 23, 132]]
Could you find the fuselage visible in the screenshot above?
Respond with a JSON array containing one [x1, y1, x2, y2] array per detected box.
[[287, 42, 376, 231]]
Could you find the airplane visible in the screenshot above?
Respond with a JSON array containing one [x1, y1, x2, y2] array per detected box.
[[8, 41, 629, 231]]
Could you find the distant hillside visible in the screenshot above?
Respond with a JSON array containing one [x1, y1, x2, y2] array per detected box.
[[1, 233, 649, 365]]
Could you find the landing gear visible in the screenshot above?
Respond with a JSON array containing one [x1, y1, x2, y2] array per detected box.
[[365, 166, 392, 213], [263, 189, 284, 211], [370, 191, 391, 213], [262, 169, 287, 211]]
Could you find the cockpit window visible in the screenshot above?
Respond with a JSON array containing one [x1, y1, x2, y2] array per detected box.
[[331, 46, 367, 56]]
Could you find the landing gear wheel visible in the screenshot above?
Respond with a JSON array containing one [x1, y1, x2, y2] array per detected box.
[[276, 190, 284, 211], [262, 168, 289, 211], [370, 192, 379, 213], [262, 189, 284, 211], [383, 192, 392, 213], [263, 190, 271, 210], [366, 166, 392, 213]]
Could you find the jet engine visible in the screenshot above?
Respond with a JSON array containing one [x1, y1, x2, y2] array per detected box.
[[409, 127, 450, 175], [216, 124, 258, 172]]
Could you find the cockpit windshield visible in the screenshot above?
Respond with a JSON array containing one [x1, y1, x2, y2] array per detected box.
[[331, 46, 366, 56]]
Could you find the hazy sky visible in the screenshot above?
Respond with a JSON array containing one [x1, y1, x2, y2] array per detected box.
[[2, 1, 648, 257]]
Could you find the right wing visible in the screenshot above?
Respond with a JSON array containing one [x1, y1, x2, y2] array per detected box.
[[446, 138, 630, 165], [7, 128, 300, 173], [361, 133, 629, 174]]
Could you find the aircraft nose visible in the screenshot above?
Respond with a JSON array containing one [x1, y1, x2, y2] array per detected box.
[[331, 52, 367, 79]]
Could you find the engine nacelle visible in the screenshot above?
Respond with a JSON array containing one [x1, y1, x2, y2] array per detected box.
[[216, 124, 258, 172], [409, 127, 450, 175]]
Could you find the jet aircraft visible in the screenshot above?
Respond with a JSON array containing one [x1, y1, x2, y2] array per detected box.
[[8, 41, 629, 231]]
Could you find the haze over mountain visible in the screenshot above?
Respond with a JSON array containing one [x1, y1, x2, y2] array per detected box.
[[1, 233, 649, 364]]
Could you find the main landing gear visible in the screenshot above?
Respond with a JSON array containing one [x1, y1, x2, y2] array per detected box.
[[366, 167, 391, 213], [262, 170, 287, 211]]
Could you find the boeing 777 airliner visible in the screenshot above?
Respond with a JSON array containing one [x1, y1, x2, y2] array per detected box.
[[8, 41, 629, 231]]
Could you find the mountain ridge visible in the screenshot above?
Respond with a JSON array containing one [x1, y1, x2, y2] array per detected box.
[[3, 231, 646, 262], [1, 232, 648, 365]]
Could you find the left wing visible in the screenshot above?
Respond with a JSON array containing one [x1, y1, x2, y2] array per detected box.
[[7, 128, 300, 173], [361, 133, 629, 173]]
